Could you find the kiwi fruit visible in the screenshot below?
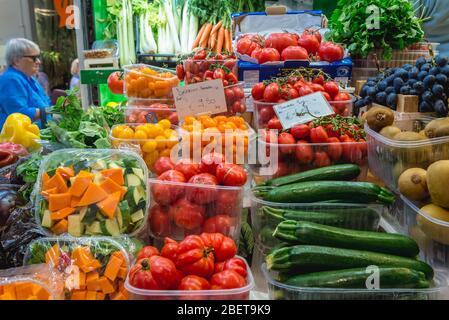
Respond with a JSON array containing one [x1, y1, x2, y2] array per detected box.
[[379, 126, 401, 139], [398, 168, 429, 201], [424, 118, 449, 138], [393, 131, 432, 163], [366, 107, 395, 132], [427, 160, 449, 208], [435, 123, 449, 138]]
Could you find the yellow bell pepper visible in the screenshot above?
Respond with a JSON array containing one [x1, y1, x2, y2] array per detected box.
[[0, 113, 41, 150]]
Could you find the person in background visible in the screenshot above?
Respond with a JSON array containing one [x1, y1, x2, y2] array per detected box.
[[413, 0, 449, 56], [70, 58, 80, 90], [0, 38, 51, 129]]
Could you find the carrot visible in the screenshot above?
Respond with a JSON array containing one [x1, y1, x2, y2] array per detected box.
[[210, 29, 218, 50], [199, 23, 213, 48], [216, 26, 225, 54], [224, 28, 231, 52], [210, 21, 223, 36], [192, 24, 206, 50]]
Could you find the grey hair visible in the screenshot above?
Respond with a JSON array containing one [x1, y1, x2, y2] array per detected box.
[[5, 38, 40, 66]]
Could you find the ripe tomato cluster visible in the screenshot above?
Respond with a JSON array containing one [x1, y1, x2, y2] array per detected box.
[[261, 116, 367, 178], [125, 66, 179, 99], [253, 74, 353, 129], [236, 28, 344, 64], [126, 102, 179, 125], [129, 235, 249, 298], [149, 154, 247, 240]]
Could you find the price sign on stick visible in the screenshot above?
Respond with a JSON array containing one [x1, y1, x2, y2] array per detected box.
[[173, 80, 228, 120], [274, 92, 335, 130]]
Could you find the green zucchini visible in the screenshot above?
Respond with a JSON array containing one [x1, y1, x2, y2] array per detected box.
[[279, 267, 429, 289], [273, 221, 420, 258], [260, 164, 361, 187], [253, 181, 396, 205], [266, 245, 434, 280], [261, 206, 380, 231]]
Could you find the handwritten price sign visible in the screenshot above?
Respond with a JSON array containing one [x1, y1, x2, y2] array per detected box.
[[274, 92, 335, 130], [173, 80, 228, 120]]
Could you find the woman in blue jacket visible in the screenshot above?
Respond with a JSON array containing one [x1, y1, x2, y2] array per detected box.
[[0, 38, 51, 129]]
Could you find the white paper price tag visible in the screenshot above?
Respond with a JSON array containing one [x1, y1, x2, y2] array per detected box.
[[173, 79, 228, 120], [274, 92, 335, 130]]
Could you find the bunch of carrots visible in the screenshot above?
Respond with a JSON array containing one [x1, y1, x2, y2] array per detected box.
[[192, 20, 233, 53]]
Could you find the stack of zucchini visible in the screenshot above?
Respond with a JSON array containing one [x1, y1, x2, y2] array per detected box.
[[266, 221, 434, 292]]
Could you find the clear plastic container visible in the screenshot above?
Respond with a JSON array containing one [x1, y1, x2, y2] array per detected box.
[[250, 136, 368, 185], [148, 179, 244, 244], [109, 123, 183, 172], [262, 264, 449, 300], [124, 99, 178, 125], [250, 191, 383, 253], [0, 264, 64, 300], [125, 256, 254, 300], [182, 59, 238, 85], [34, 149, 149, 237], [123, 64, 179, 100], [365, 116, 449, 191], [384, 195, 449, 269], [253, 96, 355, 130], [24, 237, 130, 300]]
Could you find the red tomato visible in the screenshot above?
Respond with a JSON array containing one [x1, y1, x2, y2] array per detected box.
[[199, 153, 225, 175], [293, 80, 306, 92], [325, 124, 341, 139], [258, 48, 281, 64], [237, 37, 254, 56], [265, 33, 298, 55], [200, 233, 237, 262], [326, 137, 343, 161], [169, 198, 206, 230], [210, 270, 246, 290], [178, 275, 210, 290], [314, 151, 331, 168], [358, 139, 368, 156], [215, 163, 247, 187], [310, 126, 329, 143], [193, 50, 207, 60], [272, 160, 290, 178], [261, 129, 278, 144], [203, 215, 235, 235], [321, 91, 332, 101], [214, 262, 225, 274], [137, 246, 160, 261], [312, 75, 325, 85], [231, 100, 246, 114], [233, 86, 245, 99], [290, 124, 310, 140], [263, 82, 281, 102], [161, 238, 179, 262], [332, 92, 352, 113], [176, 64, 185, 81], [107, 71, 124, 95], [267, 117, 283, 131], [215, 189, 241, 215], [252, 83, 266, 100], [278, 132, 296, 155], [304, 28, 322, 43], [129, 256, 179, 290], [281, 46, 309, 61], [323, 81, 340, 98], [186, 173, 218, 204], [295, 140, 314, 164], [149, 205, 171, 238], [176, 235, 215, 278], [153, 157, 175, 176], [298, 86, 314, 97], [310, 83, 325, 92], [175, 159, 200, 181], [258, 106, 275, 123], [342, 139, 363, 163], [213, 68, 226, 80], [298, 34, 320, 55], [168, 112, 179, 125], [251, 47, 262, 61], [280, 87, 300, 101], [318, 42, 345, 63], [226, 73, 239, 85], [152, 170, 186, 205], [222, 258, 248, 278]]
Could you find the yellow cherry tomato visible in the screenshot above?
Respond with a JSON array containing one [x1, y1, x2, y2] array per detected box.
[[155, 136, 167, 150], [184, 116, 196, 125], [142, 140, 157, 153], [119, 127, 135, 140], [134, 130, 148, 140], [158, 119, 172, 130]]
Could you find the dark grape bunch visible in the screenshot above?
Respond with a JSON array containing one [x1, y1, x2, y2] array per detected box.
[[356, 55, 449, 117]]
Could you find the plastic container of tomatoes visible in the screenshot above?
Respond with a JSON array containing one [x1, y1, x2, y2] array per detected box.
[[124, 107, 179, 125], [250, 136, 368, 185], [249, 191, 383, 253], [365, 115, 449, 191], [148, 178, 244, 244], [123, 64, 180, 100], [182, 59, 238, 85], [124, 256, 254, 300], [253, 95, 355, 130]]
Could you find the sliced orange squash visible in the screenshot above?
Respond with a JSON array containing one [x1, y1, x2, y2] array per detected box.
[[98, 277, 115, 295], [45, 172, 68, 193], [77, 183, 108, 207], [70, 196, 81, 208], [42, 172, 51, 190], [56, 167, 75, 180], [97, 192, 121, 219], [45, 244, 60, 265], [71, 291, 87, 300], [41, 187, 58, 201], [48, 193, 71, 212], [50, 207, 75, 221], [69, 174, 93, 198], [100, 168, 125, 186], [100, 178, 126, 198], [51, 219, 68, 235], [104, 255, 124, 282]]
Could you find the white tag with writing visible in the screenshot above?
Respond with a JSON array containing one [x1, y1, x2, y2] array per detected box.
[[173, 79, 228, 120], [274, 92, 335, 130]]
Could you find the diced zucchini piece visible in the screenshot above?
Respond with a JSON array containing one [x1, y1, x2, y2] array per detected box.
[[131, 210, 145, 224], [82, 207, 98, 225], [96, 212, 106, 222], [133, 187, 144, 205], [92, 160, 107, 171], [125, 187, 136, 207], [132, 168, 145, 181], [69, 177, 76, 186], [93, 172, 104, 185], [108, 162, 121, 169], [68, 215, 84, 237], [126, 174, 141, 187], [86, 221, 101, 235], [79, 207, 88, 222], [101, 219, 121, 236], [116, 208, 123, 230], [42, 210, 53, 229], [119, 201, 131, 232]]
